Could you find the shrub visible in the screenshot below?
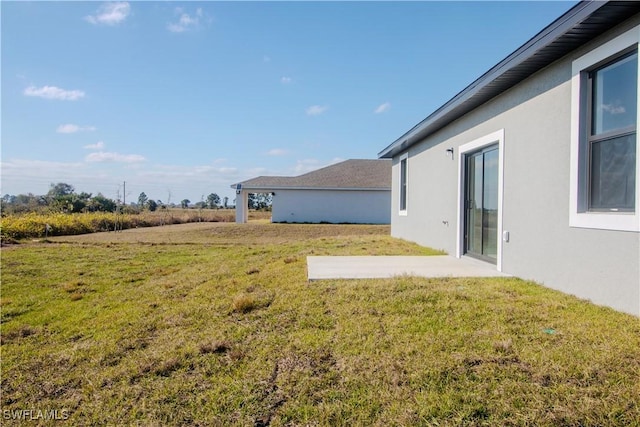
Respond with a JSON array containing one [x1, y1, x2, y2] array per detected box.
[[0, 210, 236, 240]]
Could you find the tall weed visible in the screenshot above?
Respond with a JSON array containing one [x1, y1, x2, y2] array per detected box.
[[0, 210, 236, 240]]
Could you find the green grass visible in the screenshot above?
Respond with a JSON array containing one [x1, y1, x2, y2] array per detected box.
[[2, 223, 639, 426]]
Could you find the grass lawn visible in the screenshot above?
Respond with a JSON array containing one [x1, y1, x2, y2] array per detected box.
[[2, 223, 639, 426]]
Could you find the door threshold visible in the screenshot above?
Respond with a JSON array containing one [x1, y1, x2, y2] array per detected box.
[[463, 253, 497, 266]]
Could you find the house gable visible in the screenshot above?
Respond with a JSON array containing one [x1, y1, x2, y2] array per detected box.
[[231, 159, 392, 224]]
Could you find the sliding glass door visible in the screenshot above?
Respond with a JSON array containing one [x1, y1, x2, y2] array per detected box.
[[465, 146, 499, 263]]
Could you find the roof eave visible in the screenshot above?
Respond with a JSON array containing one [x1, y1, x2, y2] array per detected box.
[[229, 185, 391, 192], [378, 0, 632, 159]]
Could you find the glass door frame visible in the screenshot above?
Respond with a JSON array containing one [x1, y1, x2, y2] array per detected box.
[[456, 129, 505, 272], [464, 145, 499, 264]]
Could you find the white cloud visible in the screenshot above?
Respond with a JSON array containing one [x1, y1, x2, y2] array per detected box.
[[374, 102, 391, 114], [84, 141, 105, 150], [293, 157, 344, 174], [294, 159, 319, 174], [57, 124, 80, 134], [57, 124, 96, 134], [1, 159, 85, 174], [85, 2, 131, 26], [281, 76, 292, 84], [266, 148, 289, 156], [306, 105, 328, 116], [141, 164, 238, 178], [85, 151, 145, 163], [0, 159, 93, 195], [168, 7, 204, 33], [601, 103, 626, 115], [0, 158, 242, 203], [24, 85, 85, 101]]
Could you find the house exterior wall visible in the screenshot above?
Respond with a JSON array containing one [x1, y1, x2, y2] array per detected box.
[[391, 16, 640, 316], [272, 189, 390, 224]]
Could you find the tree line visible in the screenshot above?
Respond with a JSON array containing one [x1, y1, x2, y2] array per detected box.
[[1, 183, 229, 215]]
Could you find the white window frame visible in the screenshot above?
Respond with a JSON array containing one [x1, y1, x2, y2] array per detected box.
[[456, 129, 505, 272], [570, 25, 640, 232], [399, 152, 408, 216]]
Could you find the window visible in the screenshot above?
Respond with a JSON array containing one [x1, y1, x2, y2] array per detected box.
[[570, 26, 640, 232], [587, 52, 637, 211], [399, 153, 408, 214]]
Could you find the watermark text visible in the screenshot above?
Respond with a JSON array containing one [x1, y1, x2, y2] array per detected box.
[[3, 409, 70, 421]]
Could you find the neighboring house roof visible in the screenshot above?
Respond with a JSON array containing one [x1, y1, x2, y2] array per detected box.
[[231, 159, 391, 191], [379, 0, 640, 159]]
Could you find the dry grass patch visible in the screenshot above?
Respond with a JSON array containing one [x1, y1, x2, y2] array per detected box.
[[199, 340, 231, 354], [231, 287, 275, 314], [1, 325, 38, 345], [231, 293, 258, 313]]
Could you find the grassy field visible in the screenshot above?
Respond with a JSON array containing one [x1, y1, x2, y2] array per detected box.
[[2, 223, 639, 426]]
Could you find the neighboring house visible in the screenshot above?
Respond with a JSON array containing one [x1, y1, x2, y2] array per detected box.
[[379, 1, 640, 316], [231, 159, 391, 224]]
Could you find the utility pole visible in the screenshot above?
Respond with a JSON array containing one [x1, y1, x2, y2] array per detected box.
[[123, 181, 126, 205]]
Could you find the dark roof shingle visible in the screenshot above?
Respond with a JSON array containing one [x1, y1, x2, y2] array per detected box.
[[232, 159, 391, 190]]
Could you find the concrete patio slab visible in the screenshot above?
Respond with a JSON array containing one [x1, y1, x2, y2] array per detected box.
[[307, 255, 509, 280]]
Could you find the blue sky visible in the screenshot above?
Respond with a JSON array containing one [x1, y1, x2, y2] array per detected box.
[[2, 1, 575, 204]]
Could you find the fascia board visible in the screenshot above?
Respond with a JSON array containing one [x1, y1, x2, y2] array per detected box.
[[378, 0, 606, 159]]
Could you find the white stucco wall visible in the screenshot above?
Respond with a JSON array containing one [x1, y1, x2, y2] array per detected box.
[[271, 189, 390, 224], [390, 16, 640, 316]]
